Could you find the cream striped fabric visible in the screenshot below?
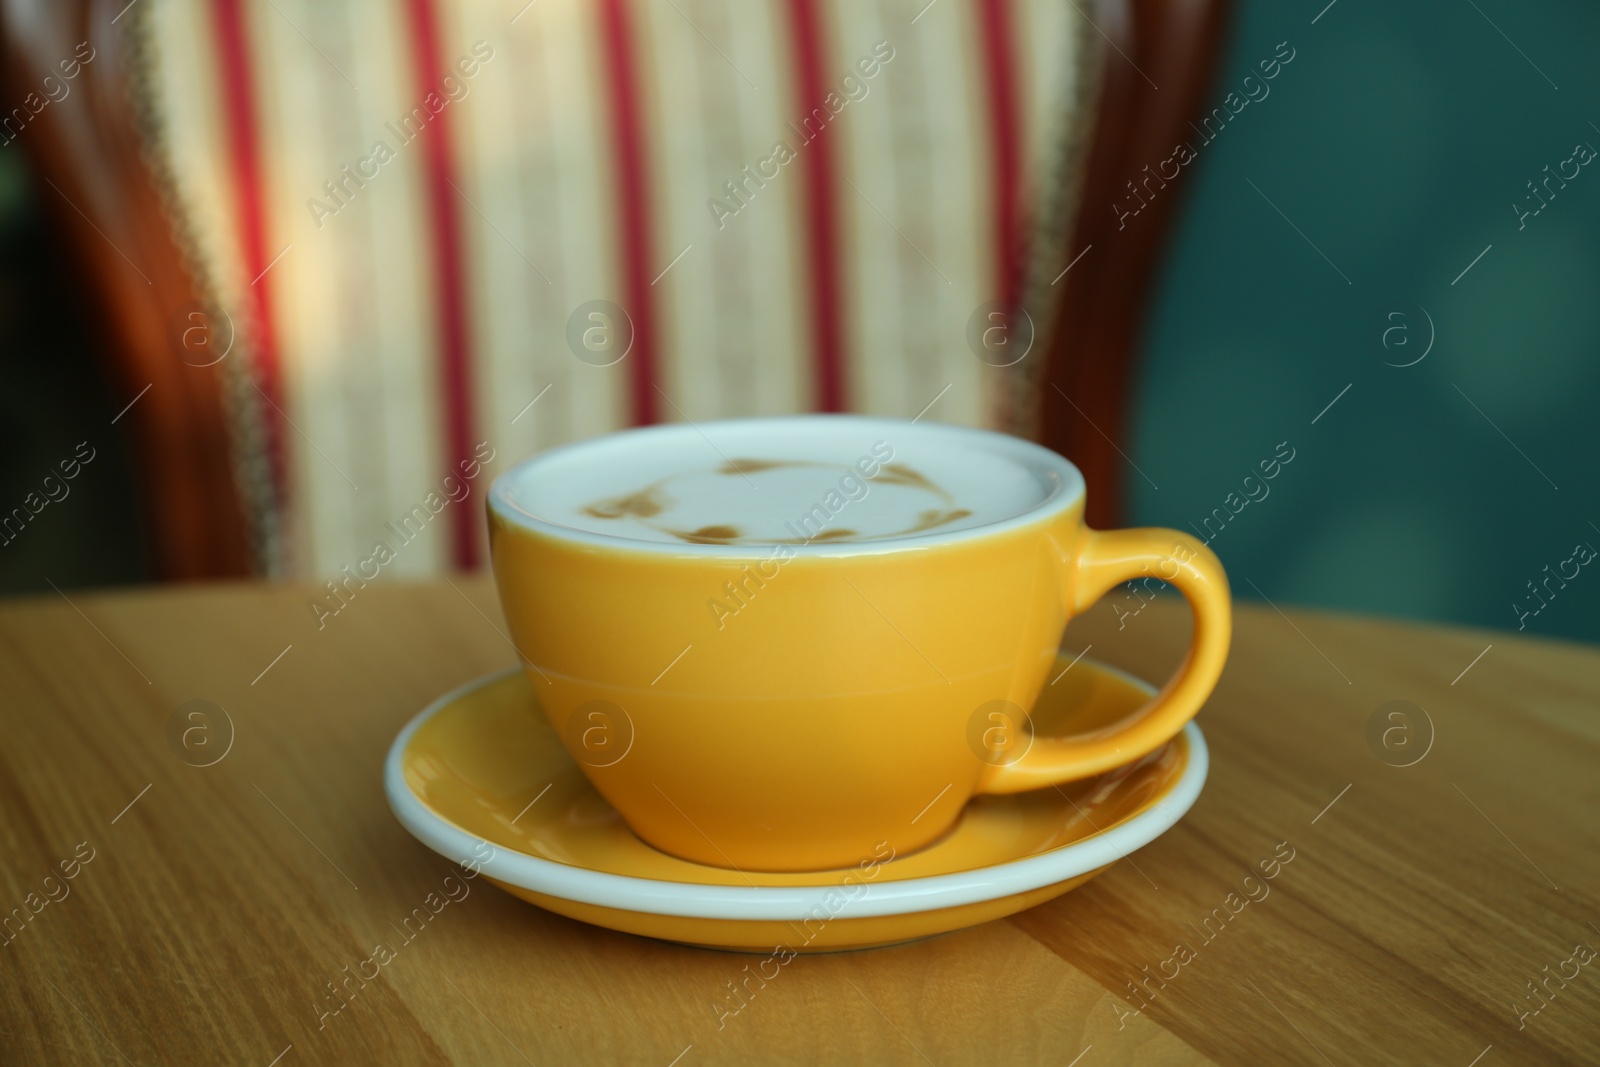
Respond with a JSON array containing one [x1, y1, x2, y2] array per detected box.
[[131, 0, 1096, 578]]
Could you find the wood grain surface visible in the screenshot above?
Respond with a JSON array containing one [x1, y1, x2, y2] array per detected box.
[[0, 578, 1594, 1065]]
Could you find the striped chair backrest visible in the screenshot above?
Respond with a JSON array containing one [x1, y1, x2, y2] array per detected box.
[[131, 0, 1097, 578]]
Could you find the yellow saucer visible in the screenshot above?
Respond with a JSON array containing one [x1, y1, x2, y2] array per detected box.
[[384, 656, 1207, 952]]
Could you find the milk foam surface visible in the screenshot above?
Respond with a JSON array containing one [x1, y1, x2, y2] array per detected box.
[[496, 418, 1070, 549]]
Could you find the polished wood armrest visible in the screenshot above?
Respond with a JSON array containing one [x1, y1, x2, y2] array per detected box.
[[1, 0, 252, 579], [1042, 0, 1233, 528]]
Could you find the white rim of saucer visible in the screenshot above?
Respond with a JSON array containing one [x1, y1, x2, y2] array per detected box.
[[384, 666, 1208, 922]]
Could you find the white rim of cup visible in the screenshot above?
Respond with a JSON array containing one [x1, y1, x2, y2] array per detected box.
[[485, 414, 1088, 558], [383, 666, 1208, 922]]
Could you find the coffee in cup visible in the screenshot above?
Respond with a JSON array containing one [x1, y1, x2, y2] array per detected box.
[[487, 415, 1229, 872]]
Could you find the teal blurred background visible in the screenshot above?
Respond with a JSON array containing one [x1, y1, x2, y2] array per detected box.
[[1128, 0, 1599, 644]]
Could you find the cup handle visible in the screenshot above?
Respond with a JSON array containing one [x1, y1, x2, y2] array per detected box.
[[977, 528, 1231, 794]]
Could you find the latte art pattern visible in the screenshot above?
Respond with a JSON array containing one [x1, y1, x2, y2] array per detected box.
[[581, 456, 973, 545], [495, 418, 1061, 550]]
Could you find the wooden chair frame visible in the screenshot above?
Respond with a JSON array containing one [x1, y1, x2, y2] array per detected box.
[[1, 0, 1230, 578]]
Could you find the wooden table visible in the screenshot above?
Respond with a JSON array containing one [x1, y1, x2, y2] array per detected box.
[[1, 579, 1595, 1065]]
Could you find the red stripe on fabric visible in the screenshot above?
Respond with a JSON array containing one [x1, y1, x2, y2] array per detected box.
[[213, 0, 288, 518], [403, 0, 480, 570], [977, 0, 1022, 307], [597, 0, 660, 426], [785, 0, 845, 412]]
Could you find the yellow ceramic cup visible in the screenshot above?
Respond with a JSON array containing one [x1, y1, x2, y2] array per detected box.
[[487, 415, 1229, 872]]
